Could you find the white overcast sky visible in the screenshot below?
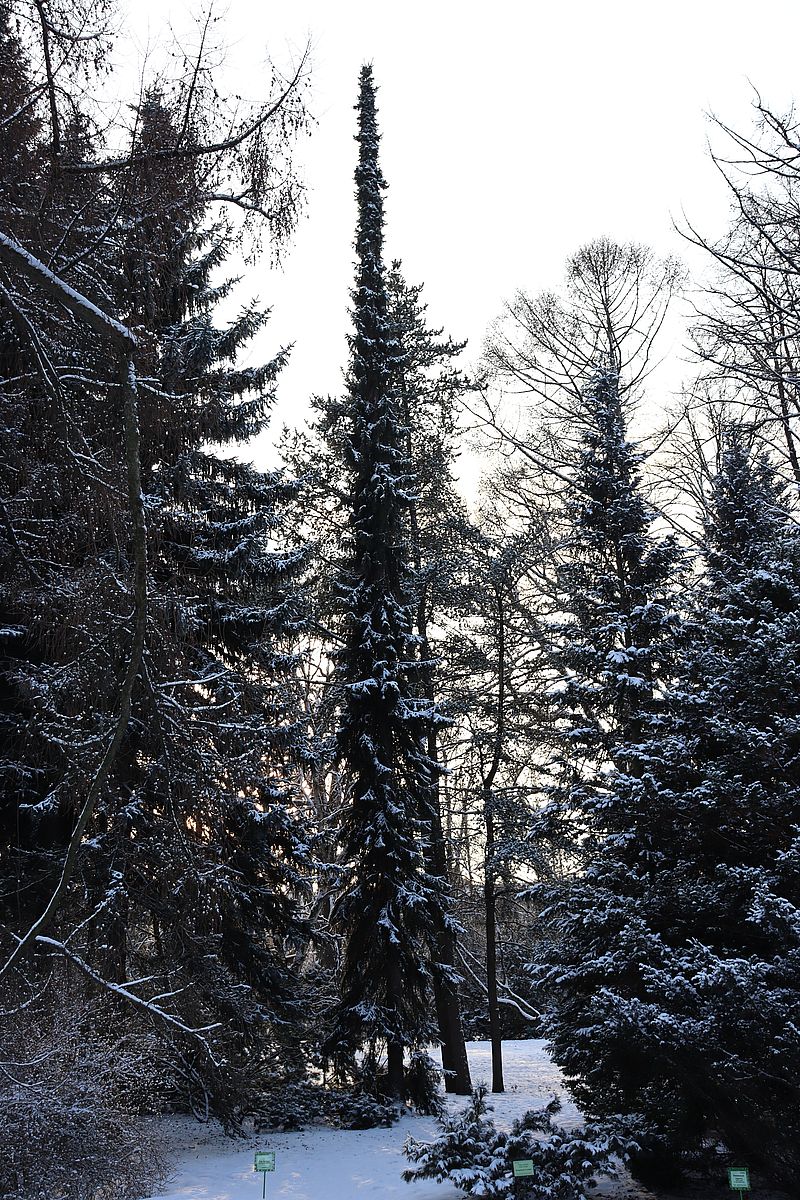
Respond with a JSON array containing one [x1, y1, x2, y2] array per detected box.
[[122, 0, 800, 474]]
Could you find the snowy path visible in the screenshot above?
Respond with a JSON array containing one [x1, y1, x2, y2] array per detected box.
[[149, 1116, 456, 1200], [145, 1040, 640, 1200]]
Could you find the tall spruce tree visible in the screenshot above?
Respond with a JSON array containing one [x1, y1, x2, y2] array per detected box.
[[0, 21, 313, 1122], [95, 91, 313, 1090], [280, 261, 473, 1092], [325, 66, 448, 1101], [552, 367, 681, 760], [543, 427, 800, 1188], [477, 242, 684, 1112], [529, 365, 684, 1175], [663, 430, 800, 1187]]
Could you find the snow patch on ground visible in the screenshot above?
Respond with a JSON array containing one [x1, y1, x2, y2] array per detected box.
[[143, 1040, 648, 1200]]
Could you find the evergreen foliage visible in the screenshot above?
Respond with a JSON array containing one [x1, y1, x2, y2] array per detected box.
[[403, 1084, 636, 1199], [528, 364, 685, 1165], [280, 256, 474, 1090], [0, 7, 312, 1124], [324, 65, 449, 1099], [534, 424, 800, 1188], [4, 9, 800, 1188], [551, 366, 682, 763]]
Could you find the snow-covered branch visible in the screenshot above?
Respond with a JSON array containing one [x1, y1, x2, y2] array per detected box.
[[0, 231, 135, 348], [0, 248, 147, 982], [34, 937, 222, 1049]]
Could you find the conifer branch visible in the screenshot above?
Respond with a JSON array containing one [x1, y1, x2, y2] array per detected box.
[[0, 247, 147, 982]]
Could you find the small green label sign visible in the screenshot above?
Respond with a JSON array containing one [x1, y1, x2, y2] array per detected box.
[[512, 1159, 535, 1178], [729, 1167, 750, 1190], [255, 1151, 275, 1173]]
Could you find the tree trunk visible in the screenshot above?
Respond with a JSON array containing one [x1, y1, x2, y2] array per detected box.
[[483, 580, 506, 1093], [433, 969, 472, 1093], [426, 733, 472, 1093], [484, 791, 504, 1093], [386, 1038, 404, 1101], [386, 951, 405, 1100]]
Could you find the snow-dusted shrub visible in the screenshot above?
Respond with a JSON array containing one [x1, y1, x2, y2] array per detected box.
[[253, 1082, 398, 1132], [322, 1043, 444, 1118], [0, 995, 168, 1200], [253, 1049, 442, 1133], [252, 1082, 320, 1131], [403, 1085, 637, 1199], [325, 1089, 399, 1129]]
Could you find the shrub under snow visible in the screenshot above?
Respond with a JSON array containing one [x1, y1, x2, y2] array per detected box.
[[403, 1085, 638, 1199], [0, 995, 168, 1200]]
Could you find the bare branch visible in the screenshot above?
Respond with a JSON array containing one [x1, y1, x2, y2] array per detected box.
[[61, 43, 310, 175]]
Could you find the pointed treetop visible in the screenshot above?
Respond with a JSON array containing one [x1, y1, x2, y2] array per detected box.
[[354, 63, 387, 263], [705, 424, 787, 573]]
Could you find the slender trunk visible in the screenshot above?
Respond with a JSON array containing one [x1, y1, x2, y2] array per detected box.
[[483, 792, 504, 1093], [426, 729, 472, 1093], [35, 0, 61, 159], [34, 0, 62, 232], [462, 800, 474, 888], [113, 891, 128, 984], [386, 1039, 404, 1101], [421, 711, 471, 1092], [386, 950, 405, 1100], [483, 580, 506, 1093]]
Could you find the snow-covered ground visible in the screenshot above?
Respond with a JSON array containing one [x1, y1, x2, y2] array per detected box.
[[145, 1040, 653, 1200]]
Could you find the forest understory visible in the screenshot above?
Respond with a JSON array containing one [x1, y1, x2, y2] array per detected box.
[[143, 1041, 792, 1200]]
